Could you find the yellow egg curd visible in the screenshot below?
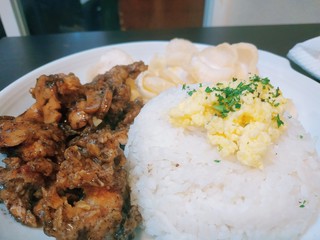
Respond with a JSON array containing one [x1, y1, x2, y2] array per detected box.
[[170, 76, 288, 169]]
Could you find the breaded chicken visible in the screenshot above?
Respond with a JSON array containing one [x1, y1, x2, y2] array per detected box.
[[0, 62, 147, 239]]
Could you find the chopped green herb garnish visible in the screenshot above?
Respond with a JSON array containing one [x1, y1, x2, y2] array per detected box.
[[273, 102, 280, 107], [261, 77, 270, 85], [235, 103, 241, 109], [272, 87, 281, 97], [274, 114, 284, 127], [187, 89, 196, 96], [213, 104, 227, 112], [299, 135, 303, 139], [210, 80, 257, 117], [199, 83, 203, 87], [182, 84, 186, 90], [205, 86, 213, 93], [214, 160, 221, 163], [189, 75, 283, 120], [299, 200, 307, 208], [250, 75, 270, 85]]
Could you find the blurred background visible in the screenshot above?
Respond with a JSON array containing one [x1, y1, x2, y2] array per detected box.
[[0, 0, 319, 38]]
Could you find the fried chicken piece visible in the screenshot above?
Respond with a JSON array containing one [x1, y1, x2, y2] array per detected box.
[[0, 117, 64, 227], [0, 157, 44, 227], [117, 98, 144, 129], [0, 62, 146, 239], [58, 127, 127, 189], [36, 127, 141, 240], [0, 116, 66, 162], [21, 73, 83, 124], [0, 156, 59, 227], [100, 62, 146, 128], [38, 186, 125, 240], [20, 61, 147, 131]]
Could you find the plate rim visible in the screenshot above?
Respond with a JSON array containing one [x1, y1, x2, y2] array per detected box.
[[1, 40, 320, 97]]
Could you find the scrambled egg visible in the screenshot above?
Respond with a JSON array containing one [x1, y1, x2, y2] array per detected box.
[[170, 76, 288, 169]]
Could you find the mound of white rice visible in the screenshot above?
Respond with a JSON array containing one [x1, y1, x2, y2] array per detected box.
[[125, 85, 320, 240]]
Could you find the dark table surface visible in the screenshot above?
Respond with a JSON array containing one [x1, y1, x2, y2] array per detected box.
[[0, 24, 320, 91]]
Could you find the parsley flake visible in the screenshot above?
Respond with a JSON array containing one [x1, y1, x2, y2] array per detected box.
[[187, 89, 196, 96], [272, 87, 281, 97], [274, 114, 284, 127], [209, 80, 257, 117], [299, 200, 307, 208], [205, 86, 213, 93], [273, 102, 280, 107]]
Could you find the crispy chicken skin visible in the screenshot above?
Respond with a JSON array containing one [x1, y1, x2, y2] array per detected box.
[[0, 117, 64, 227], [36, 127, 141, 240], [0, 62, 146, 239], [20, 61, 147, 130], [0, 116, 66, 162]]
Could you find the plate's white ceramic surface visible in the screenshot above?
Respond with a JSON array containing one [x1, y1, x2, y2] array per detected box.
[[0, 41, 320, 240]]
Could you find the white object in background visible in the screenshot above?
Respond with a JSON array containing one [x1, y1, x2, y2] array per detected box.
[[203, 0, 215, 27], [0, 0, 29, 36], [203, 0, 320, 27], [287, 36, 320, 81]]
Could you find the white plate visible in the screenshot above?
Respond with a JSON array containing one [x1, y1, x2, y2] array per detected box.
[[0, 41, 320, 240]]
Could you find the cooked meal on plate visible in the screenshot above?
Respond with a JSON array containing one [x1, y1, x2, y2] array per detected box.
[[0, 39, 320, 240]]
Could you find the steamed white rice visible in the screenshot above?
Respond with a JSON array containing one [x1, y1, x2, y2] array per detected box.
[[124, 85, 320, 240]]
